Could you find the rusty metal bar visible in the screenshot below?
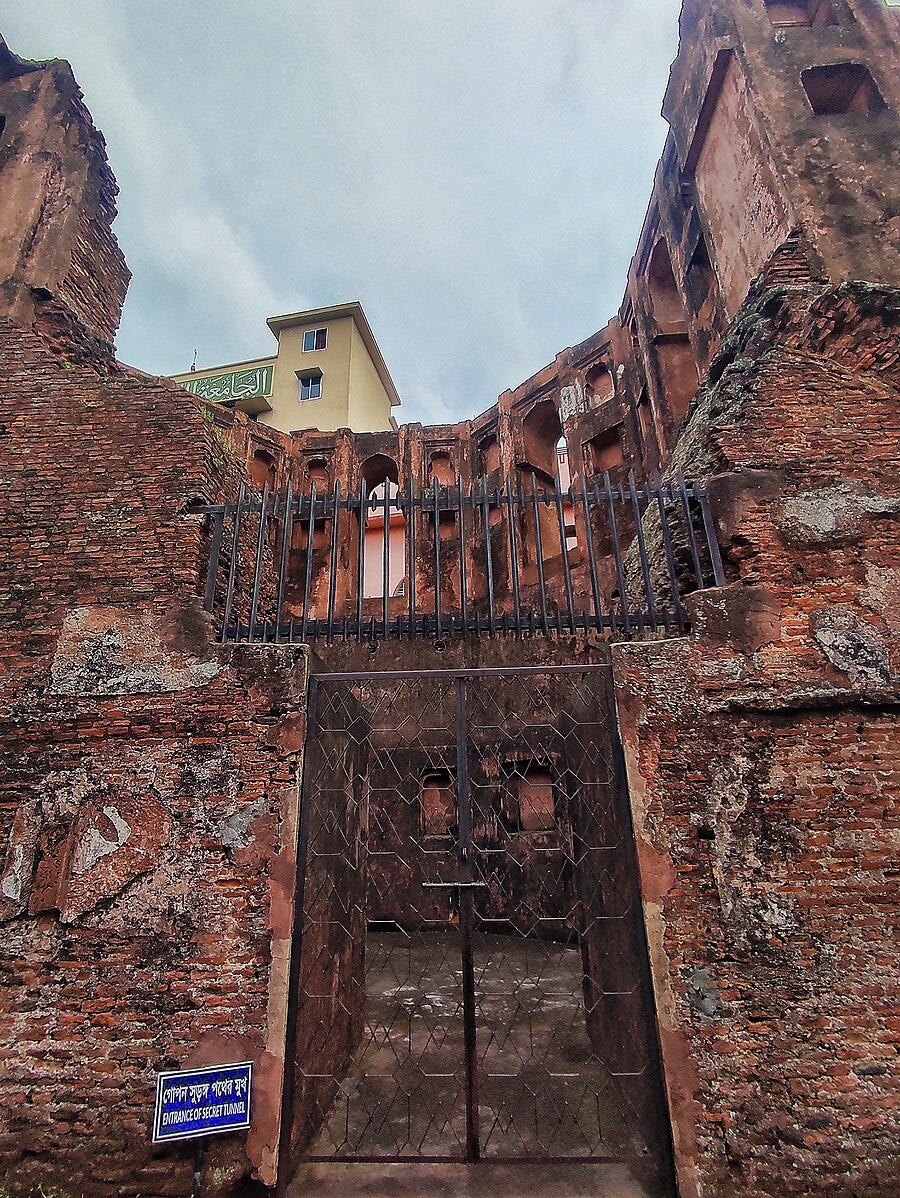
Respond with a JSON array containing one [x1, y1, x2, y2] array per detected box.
[[675, 468, 704, 588], [221, 481, 245, 643], [300, 482, 317, 643], [602, 473, 630, 635], [248, 481, 270, 642], [627, 469, 656, 629], [274, 481, 294, 645], [695, 482, 726, 587], [481, 477, 496, 636], [203, 509, 225, 613], [356, 477, 367, 642], [433, 477, 442, 641], [408, 480, 417, 641], [652, 469, 685, 630], [530, 473, 549, 636], [382, 480, 390, 639], [326, 480, 340, 642], [553, 473, 576, 634], [457, 484, 469, 633], [578, 480, 604, 633], [505, 473, 522, 634]]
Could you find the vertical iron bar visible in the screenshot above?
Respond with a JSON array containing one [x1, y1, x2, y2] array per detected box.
[[203, 510, 225, 612], [553, 476, 576, 633], [696, 483, 726, 586], [602, 474, 630, 634], [221, 481, 245, 644], [578, 479, 604, 633], [326, 481, 340, 642], [481, 477, 496, 636], [356, 477, 367, 642], [455, 676, 480, 1164], [653, 469, 685, 629], [408, 481, 417, 640], [274, 481, 293, 644], [628, 469, 657, 628], [457, 484, 469, 633], [433, 477, 442, 640], [530, 473, 549, 636], [300, 482, 317, 643], [676, 468, 704, 588], [382, 480, 390, 639], [248, 483, 270, 643], [505, 473, 522, 633]]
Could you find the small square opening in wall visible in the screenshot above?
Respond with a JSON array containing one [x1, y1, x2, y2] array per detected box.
[[302, 327, 327, 352], [801, 64, 886, 115], [499, 761, 557, 832], [763, 0, 837, 28], [420, 770, 456, 837], [297, 370, 322, 401], [585, 427, 624, 475]]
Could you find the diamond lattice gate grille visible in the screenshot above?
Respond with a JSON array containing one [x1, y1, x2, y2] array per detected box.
[[286, 666, 675, 1194]]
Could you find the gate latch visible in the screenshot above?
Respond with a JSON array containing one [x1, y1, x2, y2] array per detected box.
[[422, 881, 488, 889]]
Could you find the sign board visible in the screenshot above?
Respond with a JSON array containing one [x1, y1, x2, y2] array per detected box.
[[179, 365, 274, 404], [152, 1061, 252, 1143]]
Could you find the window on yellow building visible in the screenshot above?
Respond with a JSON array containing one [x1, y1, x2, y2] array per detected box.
[[302, 328, 327, 352], [297, 371, 322, 401]]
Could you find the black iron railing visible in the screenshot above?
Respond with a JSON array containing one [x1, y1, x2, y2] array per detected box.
[[199, 470, 725, 644]]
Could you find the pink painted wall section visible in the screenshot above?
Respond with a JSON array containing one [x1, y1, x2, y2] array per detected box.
[[695, 55, 794, 317], [363, 513, 406, 598]]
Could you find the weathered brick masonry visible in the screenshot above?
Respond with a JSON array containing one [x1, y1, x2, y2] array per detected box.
[[0, 1, 899, 1196], [0, 323, 308, 1193], [615, 280, 900, 1197]]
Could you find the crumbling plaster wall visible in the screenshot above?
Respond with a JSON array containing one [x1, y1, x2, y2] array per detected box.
[[611, 279, 900, 1198]]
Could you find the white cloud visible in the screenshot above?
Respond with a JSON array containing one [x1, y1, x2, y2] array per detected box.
[[4, 0, 681, 415]]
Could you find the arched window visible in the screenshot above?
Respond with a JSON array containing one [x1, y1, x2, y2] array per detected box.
[[361, 456, 406, 600]]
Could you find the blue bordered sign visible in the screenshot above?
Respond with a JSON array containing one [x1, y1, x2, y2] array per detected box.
[[152, 1062, 252, 1142]]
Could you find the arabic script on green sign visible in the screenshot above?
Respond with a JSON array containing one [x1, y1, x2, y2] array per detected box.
[[180, 365, 273, 404]]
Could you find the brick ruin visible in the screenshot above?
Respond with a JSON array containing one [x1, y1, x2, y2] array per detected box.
[[0, 2, 898, 1196]]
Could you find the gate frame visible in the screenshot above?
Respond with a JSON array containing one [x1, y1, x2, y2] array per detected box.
[[275, 665, 678, 1194]]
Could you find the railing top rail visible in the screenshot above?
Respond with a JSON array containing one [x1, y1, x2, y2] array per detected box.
[[190, 474, 712, 516]]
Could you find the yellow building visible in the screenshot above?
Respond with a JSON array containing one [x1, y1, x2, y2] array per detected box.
[[170, 301, 400, 434]]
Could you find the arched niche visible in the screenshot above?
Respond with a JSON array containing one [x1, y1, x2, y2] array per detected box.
[[361, 453, 399, 494], [521, 399, 563, 482], [427, 451, 456, 488], [304, 456, 331, 493], [584, 362, 615, 405], [479, 434, 501, 477], [647, 238, 687, 330], [248, 447, 276, 491]]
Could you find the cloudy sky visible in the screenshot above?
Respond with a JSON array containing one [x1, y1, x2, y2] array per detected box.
[[6, 0, 684, 424]]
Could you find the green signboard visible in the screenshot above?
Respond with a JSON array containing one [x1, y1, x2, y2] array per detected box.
[[180, 364, 274, 404]]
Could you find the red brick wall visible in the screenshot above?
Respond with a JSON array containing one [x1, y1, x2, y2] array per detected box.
[[0, 319, 307, 1195], [613, 281, 900, 1198]]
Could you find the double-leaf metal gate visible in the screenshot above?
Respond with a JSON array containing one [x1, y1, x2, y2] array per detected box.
[[284, 665, 674, 1195]]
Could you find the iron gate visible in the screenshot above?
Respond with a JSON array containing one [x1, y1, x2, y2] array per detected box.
[[284, 666, 675, 1194]]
